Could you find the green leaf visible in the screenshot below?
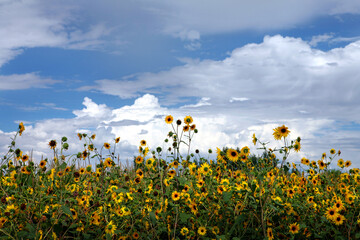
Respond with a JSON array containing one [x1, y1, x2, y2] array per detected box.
[[149, 211, 157, 225], [61, 205, 72, 216], [223, 192, 232, 203], [179, 212, 191, 224]]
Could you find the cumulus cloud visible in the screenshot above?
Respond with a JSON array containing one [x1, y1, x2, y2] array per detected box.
[[81, 35, 360, 123], [0, 94, 359, 169]]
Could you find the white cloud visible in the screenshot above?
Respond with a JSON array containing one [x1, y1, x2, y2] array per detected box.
[[229, 97, 249, 103], [0, 73, 59, 90], [1, 94, 358, 168], [309, 34, 334, 46]]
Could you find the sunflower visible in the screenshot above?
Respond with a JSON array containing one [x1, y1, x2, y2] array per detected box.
[[140, 140, 147, 146], [325, 206, 338, 220], [105, 221, 117, 235], [18, 122, 25, 136], [330, 148, 336, 154], [184, 116, 193, 125], [252, 133, 257, 145], [77, 133, 82, 140], [267, 228, 274, 240], [293, 141, 301, 152], [21, 154, 29, 162], [115, 137, 120, 143], [190, 124, 196, 131], [134, 177, 141, 184], [168, 169, 176, 178], [79, 168, 85, 174], [183, 125, 189, 132], [103, 142, 110, 149], [171, 191, 180, 201], [165, 115, 173, 124], [180, 227, 189, 236], [334, 199, 344, 211], [82, 150, 88, 160], [273, 125, 290, 140], [301, 157, 310, 165], [91, 134, 96, 140], [48, 140, 57, 149], [198, 226, 206, 236], [135, 156, 143, 164], [345, 193, 354, 204], [0, 217, 7, 228], [333, 214, 346, 225], [132, 232, 139, 239], [289, 223, 300, 234], [136, 169, 144, 178], [317, 160, 326, 170], [241, 146, 250, 156], [104, 158, 113, 168], [226, 148, 239, 162], [70, 208, 78, 220], [345, 160, 352, 168], [337, 159, 344, 168]]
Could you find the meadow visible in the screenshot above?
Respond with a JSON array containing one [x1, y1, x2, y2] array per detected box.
[[0, 116, 359, 240]]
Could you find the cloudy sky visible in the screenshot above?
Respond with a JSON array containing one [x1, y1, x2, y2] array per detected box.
[[1, 0, 360, 167]]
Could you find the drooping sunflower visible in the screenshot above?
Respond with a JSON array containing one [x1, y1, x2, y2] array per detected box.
[[289, 222, 300, 234], [48, 140, 57, 149], [226, 148, 239, 162], [18, 122, 25, 136], [171, 191, 180, 201], [165, 115, 173, 124], [252, 133, 257, 145], [198, 226, 206, 236], [77, 133, 82, 140], [103, 142, 110, 149]]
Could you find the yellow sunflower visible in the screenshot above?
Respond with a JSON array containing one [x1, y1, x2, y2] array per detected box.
[[226, 148, 239, 162], [198, 226, 206, 236], [184, 116, 193, 124], [289, 222, 300, 234], [105, 220, 117, 235], [273, 125, 290, 140], [267, 228, 274, 240], [171, 191, 180, 201], [103, 142, 110, 149], [165, 115, 173, 124]]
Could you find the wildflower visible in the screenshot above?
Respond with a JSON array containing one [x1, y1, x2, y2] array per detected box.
[[135, 156, 143, 164], [184, 116, 193, 124], [77, 133, 82, 140], [325, 206, 338, 221], [132, 232, 139, 239], [104, 158, 113, 168], [337, 159, 344, 168], [140, 140, 146, 146], [330, 148, 336, 154], [105, 221, 117, 235], [318, 160, 326, 170], [180, 227, 189, 236], [267, 228, 274, 240], [70, 208, 77, 220], [19, 122, 25, 136], [345, 193, 354, 204], [190, 124, 196, 130], [252, 133, 257, 145], [165, 115, 173, 124], [21, 154, 29, 162], [115, 137, 120, 143], [171, 191, 180, 201], [104, 143, 110, 149], [48, 140, 57, 149], [198, 226, 206, 236], [241, 146, 250, 156], [333, 215, 346, 225], [226, 148, 238, 162], [0, 217, 7, 228], [183, 125, 190, 132], [289, 223, 300, 234], [301, 157, 309, 165], [293, 141, 301, 152], [273, 125, 290, 140], [345, 160, 352, 168], [82, 150, 88, 160], [91, 134, 96, 140]]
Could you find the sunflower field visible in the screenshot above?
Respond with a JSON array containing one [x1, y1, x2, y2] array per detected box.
[[1, 116, 360, 240]]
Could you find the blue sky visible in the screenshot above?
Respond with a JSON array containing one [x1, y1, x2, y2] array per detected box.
[[1, 0, 360, 166]]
